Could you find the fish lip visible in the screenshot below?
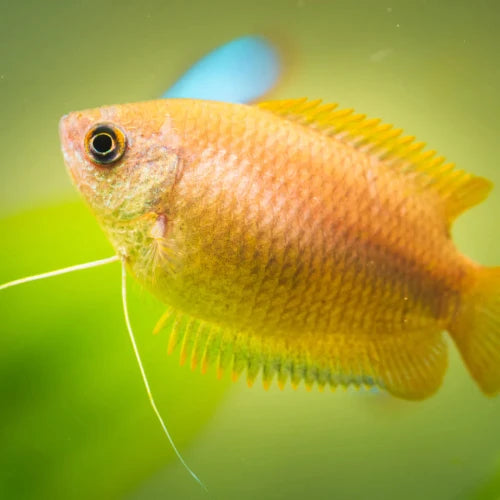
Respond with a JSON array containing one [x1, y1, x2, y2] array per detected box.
[[58, 113, 71, 154], [58, 112, 80, 182], [58, 113, 68, 132]]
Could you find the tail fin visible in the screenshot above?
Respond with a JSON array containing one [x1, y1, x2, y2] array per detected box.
[[449, 266, 500, 395]]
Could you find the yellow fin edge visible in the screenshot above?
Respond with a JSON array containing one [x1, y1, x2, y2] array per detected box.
[[257, 98, 493, 221]]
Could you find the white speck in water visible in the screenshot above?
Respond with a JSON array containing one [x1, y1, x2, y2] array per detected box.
[[370, 48, 394, 63], [396, 23, 400, 28], [387, 7, 392, 13]]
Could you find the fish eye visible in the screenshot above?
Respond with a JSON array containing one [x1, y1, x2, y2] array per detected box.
[[85, 124, 126, 166]]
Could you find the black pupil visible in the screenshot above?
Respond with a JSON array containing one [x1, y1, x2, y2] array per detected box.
[[87, 124, 125, 165], [92, 133, 114, 155]]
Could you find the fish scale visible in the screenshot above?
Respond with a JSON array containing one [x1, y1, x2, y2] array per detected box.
[[60, 97, 500, 399]]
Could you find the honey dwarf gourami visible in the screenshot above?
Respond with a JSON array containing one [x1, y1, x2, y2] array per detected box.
[[59, 97, 500, 401]]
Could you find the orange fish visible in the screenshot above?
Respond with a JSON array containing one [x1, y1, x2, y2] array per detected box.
[[59, 98, 500, 400]]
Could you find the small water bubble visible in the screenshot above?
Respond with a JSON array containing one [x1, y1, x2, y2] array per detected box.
[[387, 7, 392, 13], [396, 23, 400, 28], [370, 48, 393, 63]]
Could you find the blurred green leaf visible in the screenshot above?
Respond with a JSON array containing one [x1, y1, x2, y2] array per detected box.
[[0, 202, 229, 500], [468, 456, 500, 500]]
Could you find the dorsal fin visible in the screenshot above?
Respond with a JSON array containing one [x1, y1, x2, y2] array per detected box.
[[258, 98, 493, 222]]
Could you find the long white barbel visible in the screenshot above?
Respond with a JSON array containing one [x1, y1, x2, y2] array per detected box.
[[0, 255, 120, 291], [120, 262, 207, 491], [0, 255, 207, 491]]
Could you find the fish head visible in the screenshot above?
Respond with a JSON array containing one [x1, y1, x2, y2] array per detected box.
[[59, 101, 182, 224]]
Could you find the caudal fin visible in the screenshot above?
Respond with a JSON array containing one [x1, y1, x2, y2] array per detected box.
[[449, 266, 500, 395]]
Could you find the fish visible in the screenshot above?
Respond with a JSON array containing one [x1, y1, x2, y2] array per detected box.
[[163, 35, 281, 103], [59, 97, 500, 401]]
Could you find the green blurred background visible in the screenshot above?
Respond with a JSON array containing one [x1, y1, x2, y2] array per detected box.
[[1, 0, 499, 499]]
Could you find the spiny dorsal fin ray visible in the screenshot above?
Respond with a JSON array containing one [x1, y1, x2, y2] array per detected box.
[[258, 98, 493, 222]]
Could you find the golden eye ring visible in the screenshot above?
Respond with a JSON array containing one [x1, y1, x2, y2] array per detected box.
[[85, 123, 126, 166]]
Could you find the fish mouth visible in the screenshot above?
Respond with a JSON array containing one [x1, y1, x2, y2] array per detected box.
[[58, 112, 89, 185], [58, 113, 74, 160], [58, 111, 89, 149], [58, 113, 72, 143], [59, 114, 78, 184]]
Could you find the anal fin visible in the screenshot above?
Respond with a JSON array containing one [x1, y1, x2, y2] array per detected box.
[[158, 308, 448, 400]]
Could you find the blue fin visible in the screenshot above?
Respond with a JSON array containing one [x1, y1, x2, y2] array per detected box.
[[162, 35, 281, 103]]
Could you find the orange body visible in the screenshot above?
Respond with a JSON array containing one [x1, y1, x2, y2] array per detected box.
[[59, 98, 500, 400]]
